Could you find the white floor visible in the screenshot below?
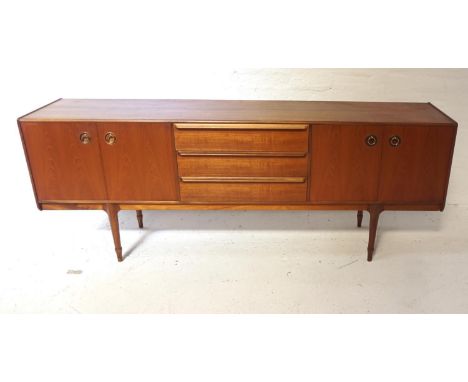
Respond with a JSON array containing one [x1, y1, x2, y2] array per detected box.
[[1, 205, 468, 313], [2, 69, 468, 313]]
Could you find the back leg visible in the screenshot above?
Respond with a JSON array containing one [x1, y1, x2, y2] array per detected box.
[[357, 210, 363, 227], [136, 210, 143, 229]]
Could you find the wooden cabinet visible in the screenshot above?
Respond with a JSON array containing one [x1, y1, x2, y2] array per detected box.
[[18, 99, 457, 262]]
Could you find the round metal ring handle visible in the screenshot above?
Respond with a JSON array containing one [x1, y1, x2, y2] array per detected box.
[[389, 135, 401, 147], [79, 132, 91, 144], [365, 135, 378, 147], [105, 132, 117, 145]]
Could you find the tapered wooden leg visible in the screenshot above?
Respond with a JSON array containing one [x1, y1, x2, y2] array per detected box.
[[106, 204, 123, 262], [367, 205, 384, 262], [357, 210, 363, 227], [136, 210, 143, 228]]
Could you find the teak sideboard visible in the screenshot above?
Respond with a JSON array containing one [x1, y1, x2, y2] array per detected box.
[[18, 99, 458, 262]]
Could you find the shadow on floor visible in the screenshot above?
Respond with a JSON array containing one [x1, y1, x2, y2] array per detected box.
[[90, 208, 464, 261], [98, 209, 446, 232]]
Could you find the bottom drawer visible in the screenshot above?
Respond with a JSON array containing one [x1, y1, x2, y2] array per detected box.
[[180, 182, 307, 202]]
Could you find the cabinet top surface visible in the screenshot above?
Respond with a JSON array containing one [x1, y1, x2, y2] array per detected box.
[[20, 99, 456, 125]]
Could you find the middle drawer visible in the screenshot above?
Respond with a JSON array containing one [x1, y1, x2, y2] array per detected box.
[[177, 155, 308, 177]]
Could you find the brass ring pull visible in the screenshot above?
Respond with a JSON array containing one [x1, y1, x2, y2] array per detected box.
[[79, 132, 91, 144], [389, 135, 401, 147], [105, 132, 116, 145], [365, 135, 377, 146]]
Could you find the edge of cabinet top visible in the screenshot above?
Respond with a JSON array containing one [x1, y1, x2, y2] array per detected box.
[[19, 98, 457, 126]]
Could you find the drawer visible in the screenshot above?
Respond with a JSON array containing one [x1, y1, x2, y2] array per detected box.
[[177, 156, 308, 177], [180, 182, 307, 202], [174, 123, 308, 153]]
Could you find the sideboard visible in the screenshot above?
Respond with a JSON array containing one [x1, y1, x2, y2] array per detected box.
[[18, 99, 458, 262]]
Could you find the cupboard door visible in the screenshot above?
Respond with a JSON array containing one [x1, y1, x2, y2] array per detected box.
[[379, 125, 456, 203], [97, 122, 179, 201], [310, 125, 382, 202], [20, 121, 107, 201]]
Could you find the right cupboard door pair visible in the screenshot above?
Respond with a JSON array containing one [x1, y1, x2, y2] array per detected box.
[[310, 125, 455, 204]]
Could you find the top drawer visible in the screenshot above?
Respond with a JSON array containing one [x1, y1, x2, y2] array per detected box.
[[174, 123, 309, 153]]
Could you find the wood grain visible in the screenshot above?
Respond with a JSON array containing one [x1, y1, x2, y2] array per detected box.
[[174, 128, 308, 153], [378, 125, 457, 203], [20, 99, 457, 126], [180, 183, 307, 202], [20, 121, 107, 201], [310, 125, 382, 202], [97, 122, 179, 201], [177, 156, 308, 177]]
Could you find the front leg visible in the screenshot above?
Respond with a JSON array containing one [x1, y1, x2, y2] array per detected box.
[[106, 204, 123, 262], [367, 205, 384, 262]]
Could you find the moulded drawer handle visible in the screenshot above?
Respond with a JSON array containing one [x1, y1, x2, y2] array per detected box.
[[174, 123, 308, 130], [180, 176, 306, 183]]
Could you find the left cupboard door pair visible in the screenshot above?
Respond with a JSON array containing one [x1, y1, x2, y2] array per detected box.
[[20, 122, 179, 203]]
